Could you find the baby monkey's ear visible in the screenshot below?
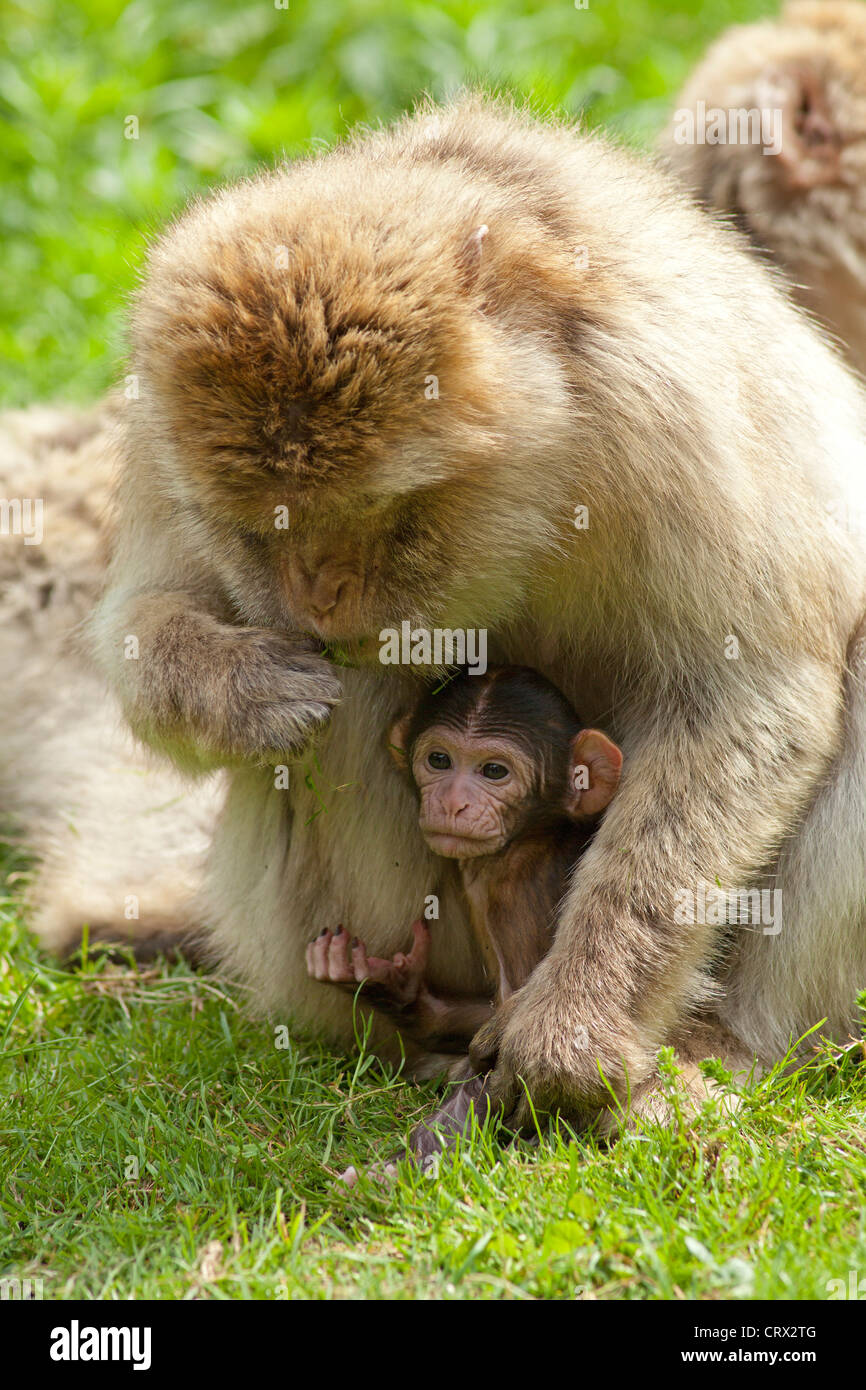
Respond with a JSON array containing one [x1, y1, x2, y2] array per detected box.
[[566, 729, 623, 819], [387, 712, 413, 770]]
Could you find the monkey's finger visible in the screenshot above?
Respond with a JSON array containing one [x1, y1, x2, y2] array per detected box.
[[482, 1063, 519, 1116], [256, 699, 337, 756], [468, 1013, 505, 1071], [363, 953, 404, 992], [290, 635, 331, 658], [351, 937, 371, 980], [328, 925, 352, 980], [406, 919, 430, 972], [264, 653, 344, 706], [308, 929, 333, 980], [480, 1065, 545, 1138], [500, 1089, 535, 1136], [334, 1160, 397, 1190]]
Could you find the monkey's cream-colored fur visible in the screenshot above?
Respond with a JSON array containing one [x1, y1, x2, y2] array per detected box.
[[662, 1, 866, 380], [0, 403, 221, 955], [83, 96, 866, 1127]]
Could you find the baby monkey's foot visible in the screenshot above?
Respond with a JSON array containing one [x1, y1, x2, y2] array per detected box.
[[305, 919, 430, 1010]]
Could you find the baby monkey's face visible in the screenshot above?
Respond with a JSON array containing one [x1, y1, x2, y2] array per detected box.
[[410, 725, 538, 859], [388, 669, 624, 861]]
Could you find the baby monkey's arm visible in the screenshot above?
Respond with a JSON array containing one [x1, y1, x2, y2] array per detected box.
[[305, 920, 493, 1055]]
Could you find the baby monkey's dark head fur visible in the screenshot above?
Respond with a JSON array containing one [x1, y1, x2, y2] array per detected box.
[[389, 666, 622, 859], [409, 666, 583, 808]]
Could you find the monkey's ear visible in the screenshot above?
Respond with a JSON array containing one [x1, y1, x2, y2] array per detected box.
[[566, 729, 623, 819], [387, 713, 413, 770], [768, 66, 841, 190], [458, 224, 489, 291]]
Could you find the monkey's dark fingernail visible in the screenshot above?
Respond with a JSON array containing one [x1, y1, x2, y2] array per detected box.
[[335, 924, 344, 936], [318, 928, 328, 938]]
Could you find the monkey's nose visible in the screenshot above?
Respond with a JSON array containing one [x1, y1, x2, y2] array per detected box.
[[308, 576, 346, 619]]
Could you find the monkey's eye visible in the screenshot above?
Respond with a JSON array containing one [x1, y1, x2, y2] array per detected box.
[[481, 762, 509, 780], [427, 751, 452, 770]]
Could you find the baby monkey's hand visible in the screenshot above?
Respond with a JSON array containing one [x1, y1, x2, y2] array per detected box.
[[305, 920, 430, 1012]]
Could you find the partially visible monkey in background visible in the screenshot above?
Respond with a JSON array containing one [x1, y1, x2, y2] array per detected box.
[[0, 401, 222, 958], [662, 1, 866, 379], [88, 95, 866, 1132], [307, 667, 623, 1170]]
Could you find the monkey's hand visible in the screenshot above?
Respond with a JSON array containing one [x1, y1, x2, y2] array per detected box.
[[305, 920, 430, 1012], [469, 958, 652, 1132], [202, 629, 343, 761], [127, 618, 342, 767]]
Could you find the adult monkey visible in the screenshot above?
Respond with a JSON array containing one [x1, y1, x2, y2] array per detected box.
[[92, 96, 866, 1130], [661, 1, 866, 380], [0, 402, 221, 958]]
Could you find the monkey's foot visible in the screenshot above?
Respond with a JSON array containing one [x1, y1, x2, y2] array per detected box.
[[305, 919, 430, 1009], [336, 1074, 495, 1189], [469, 981, 651, 1132]]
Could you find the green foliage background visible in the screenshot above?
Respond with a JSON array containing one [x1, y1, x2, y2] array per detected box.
[[2, 0, 774, 407]]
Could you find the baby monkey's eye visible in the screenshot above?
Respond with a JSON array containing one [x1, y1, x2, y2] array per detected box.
[[481, 762, 509, 780], [428, 751, 452, 770]]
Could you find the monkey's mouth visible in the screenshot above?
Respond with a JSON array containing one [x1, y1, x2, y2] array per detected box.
[[319, 636, 377, 668], [421, 829, 504, 859]]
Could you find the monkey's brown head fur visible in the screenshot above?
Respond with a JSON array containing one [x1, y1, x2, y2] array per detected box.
[[134, 175, 500, 514], [128, 99, 593, 642]]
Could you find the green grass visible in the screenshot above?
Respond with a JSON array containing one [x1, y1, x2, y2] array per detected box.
[[1, 0, 777, 407], [7, 0, 863, 1302], [3, 851, 865, 1300]]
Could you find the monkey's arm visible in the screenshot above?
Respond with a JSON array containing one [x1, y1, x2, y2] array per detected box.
[[306, 922, 494, 1055], [474, 841, 567, 998], [472, 673, 843, 1128], [404, 990, 495, 1055], [90, 470, 341, 772]]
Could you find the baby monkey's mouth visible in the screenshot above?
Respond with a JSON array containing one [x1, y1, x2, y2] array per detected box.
[[420, 827, 505, 859]]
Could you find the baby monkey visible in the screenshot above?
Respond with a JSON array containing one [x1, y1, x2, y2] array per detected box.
[[307, 666, 622, 1167]]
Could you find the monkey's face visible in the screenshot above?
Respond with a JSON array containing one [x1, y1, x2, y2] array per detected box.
[[179, 438, 571, 651], [409, 725, 537, 857], [670, 14, 866, 241], [188, 486, 540, 651], [173, 312, 576, 644], [268, 487, 542, 646]]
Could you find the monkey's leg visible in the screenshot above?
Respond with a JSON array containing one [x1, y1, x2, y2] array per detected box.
[[595, 1016, 751, 1139], [720, 615, 866, 1061], [0, 401, 225, 965], [343, 1017, 748, 1187]]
